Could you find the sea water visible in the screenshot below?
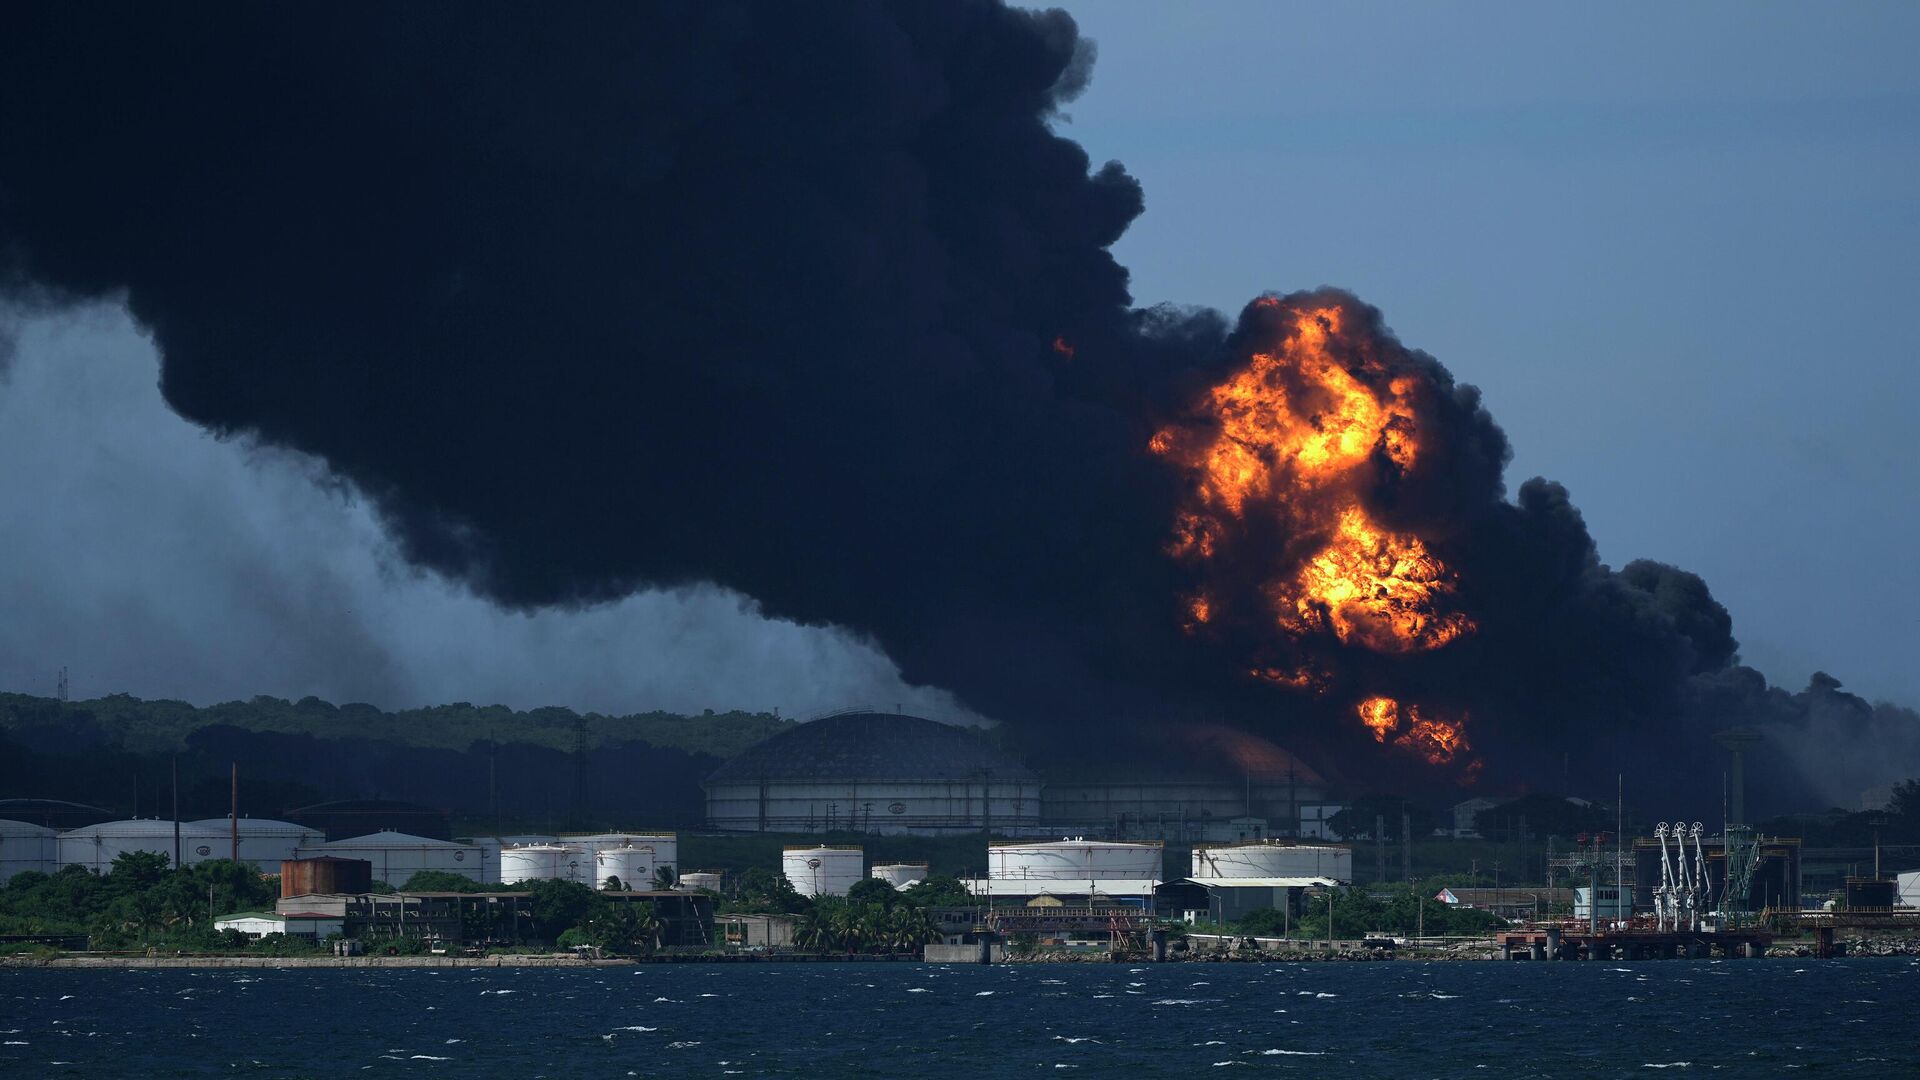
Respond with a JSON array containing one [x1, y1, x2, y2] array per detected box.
[[3, 958, 1917, 1077]]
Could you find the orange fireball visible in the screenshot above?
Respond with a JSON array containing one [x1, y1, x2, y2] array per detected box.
[[1152, 297, 1473, 655]]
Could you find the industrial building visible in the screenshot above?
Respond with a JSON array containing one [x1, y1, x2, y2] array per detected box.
[[718, 913, 795, 948], [269, 889, 715, 948], [702, 711, 1335, 840], [705, 711, 1039, 835], [1899, 870, 1920, 908], [293, 831, 484, 887], [215, 910, 344, 940]]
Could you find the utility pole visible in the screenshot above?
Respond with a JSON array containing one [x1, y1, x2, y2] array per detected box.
[[1375, 814, 1386, 884], [1401, 809, 1411, 882], [1327, 890, 1335, 949], [171, 757, 181, 871], [1616, 775, 1624, 924]]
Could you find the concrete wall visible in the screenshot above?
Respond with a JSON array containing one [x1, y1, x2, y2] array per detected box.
[[923, 942, 991, 964]]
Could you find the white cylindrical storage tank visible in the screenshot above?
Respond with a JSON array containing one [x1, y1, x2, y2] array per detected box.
[[187, 818, 325, 870], [298, 831, 484, 888], [593, 846, 655, 890], [988, 839, 1164, 881], [871, 862, 928, 889], [679, 870, 723, 892], [0, 819, 58, 884], [783, 846, 863, 898], [565, 832, 677, 871], [500, 844, 588, 886], [57, 820, 225, 874], [1191, 841, 1353, 882]]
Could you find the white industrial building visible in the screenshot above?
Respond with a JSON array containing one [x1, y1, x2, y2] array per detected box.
[[295, 831, 484, 887], [215, 910, 345, 940], [0, 819, 58, 884], [1899, 870, 1920, 908], [704, 711, 1040, 835], [783, 845, 864, 897]]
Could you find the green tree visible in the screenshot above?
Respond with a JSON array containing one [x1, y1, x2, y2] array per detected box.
[[845, 878, 899, 909], [525, 879, 596, 942], [649, 865, 676, 891], [727, 868, 807, 914], [401, 870, 487, 893], [1890, 779, 1920, 820], [897, 874, 974, 909]]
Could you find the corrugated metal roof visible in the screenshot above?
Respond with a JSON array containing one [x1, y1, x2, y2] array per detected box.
[[706, 712, 1032, 784]]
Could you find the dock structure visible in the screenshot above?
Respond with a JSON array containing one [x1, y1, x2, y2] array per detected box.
[[1497, 923, 1771, 961], [983, 905, 1156, 957], [1775, 909, 1920, 959]]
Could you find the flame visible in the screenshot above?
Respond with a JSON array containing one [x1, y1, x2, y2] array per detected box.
[[1278, 506, 1471, 653], [1353, 696, 1473, 770], [1052, 336, 1076, 360], [1153, 295, 1482, 775], [1185, 594, 1213, 630], [1152, 297, 1473, 656]]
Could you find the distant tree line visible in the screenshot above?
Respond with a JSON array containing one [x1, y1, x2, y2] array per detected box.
[[0, 690, 799, 827]]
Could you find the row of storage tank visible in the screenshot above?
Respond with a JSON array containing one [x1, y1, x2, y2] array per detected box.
[[0, 818, 692, 890], [4, 819, 1351, 896], [778, 838, 1354, 898]]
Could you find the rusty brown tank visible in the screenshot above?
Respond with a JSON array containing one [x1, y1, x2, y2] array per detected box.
[[280, 856, 374, 897]]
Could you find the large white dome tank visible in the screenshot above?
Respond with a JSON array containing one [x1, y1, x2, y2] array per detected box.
[[782, 846, 863, 898], [988, 839, 1163, 881], [57, 820, 224, 874], [500, 844, 589, 886], [0, 819, 57, 884], [187, 818, 325, 869], [871, 862, 928, 889], [593, 846, 656, 890], [1191, 841, 1352, 881]]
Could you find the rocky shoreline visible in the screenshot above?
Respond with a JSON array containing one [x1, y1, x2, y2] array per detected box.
[[0, 954, 632, 969]]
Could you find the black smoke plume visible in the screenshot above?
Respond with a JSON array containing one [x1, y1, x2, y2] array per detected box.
[[1, 1, 1908, 815]]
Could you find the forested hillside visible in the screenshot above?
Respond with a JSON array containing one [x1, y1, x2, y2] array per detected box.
[[0, 692, 789, 757], [0, 692, 795, 828]]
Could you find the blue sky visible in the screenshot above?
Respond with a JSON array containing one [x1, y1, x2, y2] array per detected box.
[[1057, 0, 1920, 704]]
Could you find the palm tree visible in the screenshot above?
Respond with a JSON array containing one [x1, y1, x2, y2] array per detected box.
[[793, 908, 829, 952], [884, 905, 936, 953]]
